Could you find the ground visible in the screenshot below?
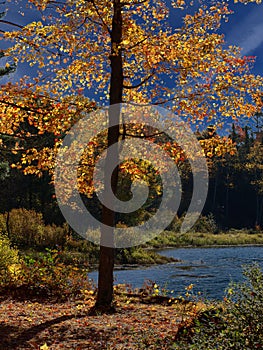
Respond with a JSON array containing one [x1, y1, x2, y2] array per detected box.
[[0, 294, 200, 350]]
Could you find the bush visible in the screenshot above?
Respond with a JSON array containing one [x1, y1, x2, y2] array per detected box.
[[173, 264, 263, 349], [40, 223, 68, 248], [115, 247, 175, 265], [225, 264, 263, 348], [192, 213, 218, 233], [64, 237, 100, 265], [0, 232, 19, 273], [0, 248, 92, 300], [166, 213, 218, 233], [0, 208, 68, 249]]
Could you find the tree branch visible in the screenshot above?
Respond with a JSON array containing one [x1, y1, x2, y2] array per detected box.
[[90, 0, 111, 35], [81, 15, 104, 28], [0, 131, 39, 139], [120, 130, 164, 139], [152, 83, 232, 106], [121, 0, 148, 7], [0, 100, 47, 115], [0, 20, 23, 29], [123, 69, 155, 89], [126, 37, 148, 51]]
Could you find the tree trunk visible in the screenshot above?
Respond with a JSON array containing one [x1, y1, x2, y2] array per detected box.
[[95, 0, 123, 310], [212, 170, 218, 213]]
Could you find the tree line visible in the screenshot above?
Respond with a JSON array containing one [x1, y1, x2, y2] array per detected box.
[[0, 122, 262, 230]]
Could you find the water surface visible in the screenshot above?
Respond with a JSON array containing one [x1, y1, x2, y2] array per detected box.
[[89, 246, 263, 299]]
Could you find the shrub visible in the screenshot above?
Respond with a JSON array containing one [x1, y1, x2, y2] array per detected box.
[[166, 213, 218, 233], [0, 248, 92, 300], [0, 214, 7, 234], [40, 223, 68, 248], [64, 237, 100, 265], [192, 213, 218, 233], [115, 247, 175, 265], [5, 208, 44, 247], [166, 215, 183, 232], [0, 232, 20, 290], [0, 208, 68, 249], [0, 232, 19, 272], [225, 263, 263, 348], [173, 264, 263, 349]]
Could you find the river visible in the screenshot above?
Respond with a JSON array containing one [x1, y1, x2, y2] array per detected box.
[[89, 246, 263, 300]]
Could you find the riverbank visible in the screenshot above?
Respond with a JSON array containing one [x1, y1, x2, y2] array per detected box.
[[147, 229, 263, 249], [20, 245, 179, 271], [20, 229, 263, 269], [1, 257, 262, 349], [111, 230, 263, 269]]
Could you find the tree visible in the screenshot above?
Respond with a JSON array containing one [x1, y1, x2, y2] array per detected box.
[[246, 141, 263, 228], [0, 4, 16, 76], [1, 0, 263, 310], [0, 8, 16, 161], [0, 8, 16, 221]]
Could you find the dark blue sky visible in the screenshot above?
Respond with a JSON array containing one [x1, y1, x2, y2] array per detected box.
[[223, 1, 263, 77], [168, 1, 263, 76]]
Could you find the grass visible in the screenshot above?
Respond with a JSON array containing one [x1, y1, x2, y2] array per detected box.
[[147, 229, 263, 248], [12, 228, 263, 271], [20, 245, 177, 271]]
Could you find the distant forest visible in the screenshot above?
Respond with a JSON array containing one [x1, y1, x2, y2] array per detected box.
[[0, 122, 262, 231]]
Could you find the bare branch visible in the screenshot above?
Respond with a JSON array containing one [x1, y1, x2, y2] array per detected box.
[[0, 20, 23, 29]]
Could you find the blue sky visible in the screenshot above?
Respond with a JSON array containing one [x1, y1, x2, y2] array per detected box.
[[0, 0, 262, 136], [1, 1, 263, 92], [168, 1, 263, 76], [1, 1, 263, 76], [224, 1, 263, 76]]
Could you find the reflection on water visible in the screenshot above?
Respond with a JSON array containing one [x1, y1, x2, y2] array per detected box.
[[171, 273, 215, 278], [89, 246, 263, 300]]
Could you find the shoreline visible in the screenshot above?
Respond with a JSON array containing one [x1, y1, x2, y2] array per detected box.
[[87, 243, 263, 272], [21, 231, 263, 272], [154, 243, 263, 250]]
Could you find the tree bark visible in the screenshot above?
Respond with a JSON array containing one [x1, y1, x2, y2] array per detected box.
[[95, 0, 123, 310]]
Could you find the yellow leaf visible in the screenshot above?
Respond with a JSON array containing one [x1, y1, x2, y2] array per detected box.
[[8, 264, 21, 276], [122, 39, 130, 45], [40, 344, 49, 350]]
